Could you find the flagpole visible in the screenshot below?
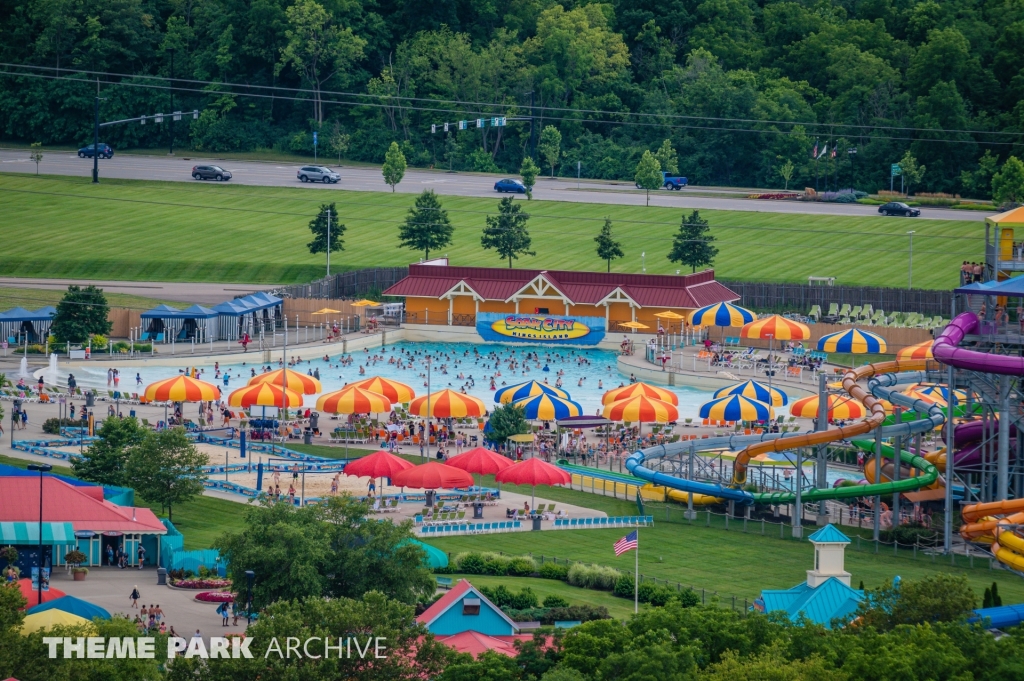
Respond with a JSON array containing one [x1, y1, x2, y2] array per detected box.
[[634, 529, 639, 614]]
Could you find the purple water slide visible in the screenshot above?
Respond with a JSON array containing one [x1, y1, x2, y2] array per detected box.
[[934, 312, 1024, 376], [944, 419, 1018, 447], [955, 440, 1017, 466]]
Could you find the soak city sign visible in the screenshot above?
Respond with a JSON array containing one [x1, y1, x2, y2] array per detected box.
[[477, 313, 606, 345]]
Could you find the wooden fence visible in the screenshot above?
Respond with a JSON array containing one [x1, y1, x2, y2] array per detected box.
[[107, 307, 142, 338], [720, 280, 952, 316], [273, 267, 408, 300], [280, 298, 361, 325]]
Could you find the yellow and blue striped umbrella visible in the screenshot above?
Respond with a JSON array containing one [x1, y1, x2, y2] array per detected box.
[[739, 315, 810, 341], [699, 394, 774, 421], [688, 302, 756, 328], [494, 380, 570, 404], [513, 393, 583, 420], [816, 329, 887, 354], [713, 380, 788, 406]]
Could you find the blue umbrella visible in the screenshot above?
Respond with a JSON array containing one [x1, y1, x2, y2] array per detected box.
[[688, 302, 756, 327], [513, 393, 583, 420], [699, 394, 774, 422], [27, 595, 111, 620], [494, 380, 570, 404], [713, 380, 788, 406]]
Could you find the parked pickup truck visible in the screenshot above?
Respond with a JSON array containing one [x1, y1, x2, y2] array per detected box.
[[636, 171, 688, 190]]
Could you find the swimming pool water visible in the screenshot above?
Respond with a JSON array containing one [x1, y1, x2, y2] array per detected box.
[[76, 341, 718, 417]]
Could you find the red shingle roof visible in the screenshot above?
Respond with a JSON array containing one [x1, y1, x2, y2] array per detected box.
[[0, 477, 166, 533], [384, 265, 739, 308], [433, 631, 543, 657]]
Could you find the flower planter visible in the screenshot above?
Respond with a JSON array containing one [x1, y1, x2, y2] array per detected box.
[[73, 571, 87, 581]]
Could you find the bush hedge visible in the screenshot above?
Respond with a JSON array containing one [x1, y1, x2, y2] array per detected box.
[[42, 417, 86, 434], [566, 563, 619, 591], [538, 562, 569, 580]]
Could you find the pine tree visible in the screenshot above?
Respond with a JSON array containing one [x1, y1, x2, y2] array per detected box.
[[307, 203, 346, 264], [667, 209, 719, 272], [858, 580, 864, 591], [594, 218, 624, 272], [398, 190, 453, 260], [991, 581, 1002, 607], [481, 197, 534, 268], [983, 586, 992, 609]]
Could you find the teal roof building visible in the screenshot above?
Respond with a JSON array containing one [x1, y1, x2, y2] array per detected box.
[[754, 524, 864, 628]]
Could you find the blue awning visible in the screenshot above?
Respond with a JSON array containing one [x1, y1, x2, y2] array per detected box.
[[212, 300, 251, 316], [0, 521, 76, 544], [140, 304, 188, 319], [972, 277, 1024, 297], [0, 306, 56, 322], [180, 304, 219, 318]]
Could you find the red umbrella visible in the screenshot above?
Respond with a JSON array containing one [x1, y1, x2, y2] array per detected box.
[[343, 450, 414, 479], [445, 447, 514, 475], [392, 461, 474, 489], [495, 457, 571, 508], [15, 578, 66, 609]]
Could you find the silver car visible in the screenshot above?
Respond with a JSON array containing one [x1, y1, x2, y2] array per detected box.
[[297, 166, 340, 183]]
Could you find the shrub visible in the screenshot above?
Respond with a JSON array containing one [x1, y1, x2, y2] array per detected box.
[[479, 585, 538, 610], [483, 557, 510, 575], [2, 546, 18, 566], [195, 591, 234, 602], [547, 604, 609, 623], [135, 343, 153, 353], [542, 595, 569, 608], [42, 417, 85, 434], [676, 588, 700, 608], [538, 562, 569, 581], [90, 334, 108, 348], [567, 563, 619, 591], [71, 567, 89, 575], [507, 557, 537, 577], [614, 573, 635, 598], [64, 550, 88, 565]]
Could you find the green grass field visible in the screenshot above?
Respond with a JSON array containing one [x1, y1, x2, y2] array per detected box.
[[427, 522, 1024, 605], [0, 174, 981, 288]]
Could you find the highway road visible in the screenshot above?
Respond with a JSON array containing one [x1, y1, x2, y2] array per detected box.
[[0, 149, 990, 221]]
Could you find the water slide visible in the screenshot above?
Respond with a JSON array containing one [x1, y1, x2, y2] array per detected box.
[[625, 360, 944, 505]]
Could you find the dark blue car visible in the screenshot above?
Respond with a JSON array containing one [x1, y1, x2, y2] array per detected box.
[[494, 178, 526, 193], [78, 143, 114, 159]]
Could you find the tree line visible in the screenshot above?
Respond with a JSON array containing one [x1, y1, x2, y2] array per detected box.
[[5, 0, 1024, 198], [307, 185, 718, 272]]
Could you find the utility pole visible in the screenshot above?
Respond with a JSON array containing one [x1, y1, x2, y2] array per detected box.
[[326, 210, 331, 277], [168, 49, 176, 155], [528, 91, 536, 159], [92, 95, 100, 183], [907, 231, 915, 289]]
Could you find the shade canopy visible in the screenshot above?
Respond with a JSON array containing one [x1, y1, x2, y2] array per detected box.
[[27, 595, 110, 620], [0, 522, 75, 545], [409, 390, 487, 418], [14, 579, 65, 608], [603, 395, 679, 423], [790, 394, 865, 420], [699, 394, 774, 421], [494, 380, 569, 404], [739, 315, 811, 341], [180, 304, 218, 318], [227, 383, 303, 408], [0, 306, 56, 322], [495, 457, 571, 486], [513, 393, 583, 420], [713, 380, 788, 406], [816, 329, 887, 354], [144, 376, 220, 403], [311, 308, 342, 315], [140, 303, 187, 319], [351, 299, 379, 307], [555, 415, 613, 428], [445, 447, 514, 475], [688, 302, 756, 327], [392, 461, 475, 489], [349, 376, 416, 403], [316, 386, 392, 414], [343, 450, 414, 478], [249, 368, 322, 395], [653, 311, 686, 320], [896, 340, 934, 360], [21, 609, 94, 635], [602, 382, 678, 405], [619, 321, 649, 329]]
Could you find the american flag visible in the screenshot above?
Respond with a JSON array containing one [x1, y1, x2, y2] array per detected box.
[[614, 530, 638, 556]]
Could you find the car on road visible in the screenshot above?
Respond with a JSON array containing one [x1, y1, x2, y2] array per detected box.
[[78, 143, 114, 159], [878, 201, 920, 217], [634, 171, 688, 190], [192, 165, 232, 181], [297, 166, 340, 183], [494, 178, 527, 193]]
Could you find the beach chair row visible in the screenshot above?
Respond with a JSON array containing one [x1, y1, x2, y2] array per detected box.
[[552, 515, 653, 529], [418, 520, 522, 536]]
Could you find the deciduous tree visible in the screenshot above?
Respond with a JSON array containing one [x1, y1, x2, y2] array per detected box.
[[993, 156, 1024, 206], [306, 203, 345, 266], [73, 415, 147, 486], [519, 156, 540, 199], [634, 150, 662, 206], [50, 285, 111, 344], [538, 126, 562, 178], [125, 428, 208, 521], [594, 218, 624, 272], [382, 141, 407, 191]]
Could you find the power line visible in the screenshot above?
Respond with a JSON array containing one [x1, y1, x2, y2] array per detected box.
[[0, 173, 986, 242], [1, 66, 1020, 147], [0, 185, 977, 256], [2, 62, 1020, 138]]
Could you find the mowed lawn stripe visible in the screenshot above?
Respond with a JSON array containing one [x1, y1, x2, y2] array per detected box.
[[0, 174, 980, 288]]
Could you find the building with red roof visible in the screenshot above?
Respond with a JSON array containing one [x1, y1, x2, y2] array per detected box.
[[384, 262, 738, 342], [0, 475, 166, 571]]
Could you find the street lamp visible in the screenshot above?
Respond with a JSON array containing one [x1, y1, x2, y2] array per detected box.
[[26, 463, 53, 606], [907, 231, 916, 289], [641, 252, 646, 273], [245, 570, 255, 624]]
